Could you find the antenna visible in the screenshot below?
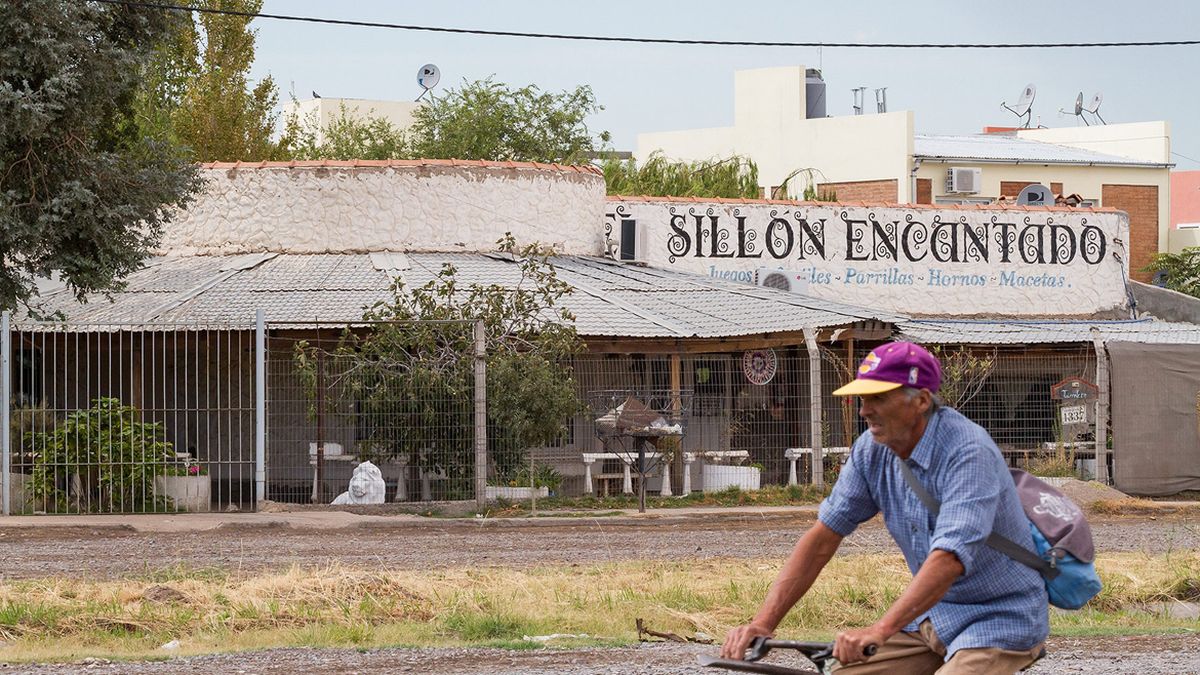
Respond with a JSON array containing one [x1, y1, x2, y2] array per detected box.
[[1083, 91, 1106, 125], [1001, 83, 1036, 128], [852, 87, 867, 115], [416, 63, 441, 102], [874, 87, 888, 113], [1060, 91, 1089, 125]]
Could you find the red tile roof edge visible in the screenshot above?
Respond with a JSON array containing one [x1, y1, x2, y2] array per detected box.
[[200, 159, 604, 176], [605, 194, 1121, 214]]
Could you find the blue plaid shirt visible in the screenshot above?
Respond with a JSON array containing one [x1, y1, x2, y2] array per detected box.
[[818, 407, 1049, 656]]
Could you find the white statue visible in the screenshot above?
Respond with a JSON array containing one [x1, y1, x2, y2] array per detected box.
[[331, 461, 386, 505]]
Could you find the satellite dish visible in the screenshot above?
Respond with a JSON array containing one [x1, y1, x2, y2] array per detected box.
[[1017, 183, 1053, 206], [417, 64, 440, 90], [1060, 91, 1089, 125], [1002, 83, 1037, 127], [1083, 91, 1106, 125]]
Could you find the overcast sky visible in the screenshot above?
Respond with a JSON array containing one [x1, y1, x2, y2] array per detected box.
[[252, 0, 1200, 170]]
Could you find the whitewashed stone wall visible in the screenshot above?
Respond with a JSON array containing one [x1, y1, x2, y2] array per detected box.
[[608, 199, 1132, 317], [159, 164, 607, 255]]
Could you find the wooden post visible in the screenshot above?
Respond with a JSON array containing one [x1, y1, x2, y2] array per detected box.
[[842, 338, 855, 449]]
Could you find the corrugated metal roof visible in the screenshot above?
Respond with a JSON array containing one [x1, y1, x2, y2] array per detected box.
[[899, 319, 1200, 345], [20, 253, 895, 338], [913, 134, 1169, 167]]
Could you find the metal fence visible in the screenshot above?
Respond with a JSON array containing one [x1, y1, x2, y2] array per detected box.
[[526, 344, 1104, 499], [0, 311, 1108, 515], [2, 319, 256, 514], [264, 320, 482, 505]]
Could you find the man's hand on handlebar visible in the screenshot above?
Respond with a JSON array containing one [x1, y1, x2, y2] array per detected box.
[[833, 625, 887, 665], [720, 622, 775, 660]]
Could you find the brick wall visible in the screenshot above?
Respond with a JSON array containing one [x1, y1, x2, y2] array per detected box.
[[916, 178, 932, 204], [1102, 184, 1159, 282], [1000, 180, 1036, 198], [819, 179, 898, 203]]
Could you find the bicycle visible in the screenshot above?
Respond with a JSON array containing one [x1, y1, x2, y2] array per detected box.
[[698, 636, 877, 675]]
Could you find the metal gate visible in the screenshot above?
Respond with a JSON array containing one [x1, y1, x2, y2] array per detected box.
[[1, 316, 257, 514]]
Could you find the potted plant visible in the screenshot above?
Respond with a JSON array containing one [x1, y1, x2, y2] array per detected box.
[[702, 460, 762, 493], [154, 460, 211, 512], [486, 463, 561, 500]]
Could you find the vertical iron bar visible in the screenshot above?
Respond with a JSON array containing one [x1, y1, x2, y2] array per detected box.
[[473, 320, 487, 512], [255, 310, 266, 507], [2, 311, 11, 515]]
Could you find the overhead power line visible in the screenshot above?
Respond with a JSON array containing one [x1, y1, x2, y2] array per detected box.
[[92, 0, 1200, 49]]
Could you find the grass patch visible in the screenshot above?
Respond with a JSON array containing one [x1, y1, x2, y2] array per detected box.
[[489, 484, 828, 516], [0, 551, 1194, 661]]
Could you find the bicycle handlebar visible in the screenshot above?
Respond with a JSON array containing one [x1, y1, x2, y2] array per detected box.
[[745, 636, 878, 663]]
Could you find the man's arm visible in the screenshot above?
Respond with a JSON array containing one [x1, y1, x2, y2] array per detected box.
[[832, 548, 965, 664], [719, 521, 843, 659]]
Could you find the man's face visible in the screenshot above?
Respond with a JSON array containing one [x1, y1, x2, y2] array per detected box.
[[858, 388, 929, 453]]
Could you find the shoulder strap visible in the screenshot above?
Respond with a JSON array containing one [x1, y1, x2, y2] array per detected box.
[[897, 459, 939, 516], [896, 458, 1058, 580]]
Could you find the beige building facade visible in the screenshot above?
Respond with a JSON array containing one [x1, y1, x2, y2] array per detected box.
[[636, 66, 1173, 280]]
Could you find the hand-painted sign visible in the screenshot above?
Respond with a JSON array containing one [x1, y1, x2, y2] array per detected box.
[[1050, 377, 1100, 401], [606, 201, 1130, 316]]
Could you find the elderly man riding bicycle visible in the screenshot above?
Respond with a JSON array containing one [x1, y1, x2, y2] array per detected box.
[[721, 342, 1047, 674]]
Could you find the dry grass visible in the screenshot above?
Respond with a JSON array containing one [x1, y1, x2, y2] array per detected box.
[[0, 552, 1195, 661], [1087, 498, 1200, 516]]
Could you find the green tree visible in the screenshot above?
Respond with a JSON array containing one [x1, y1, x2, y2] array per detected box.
[[0, 0, 203, 313], [407, 78, 609, 163], [285, 101, 409, 161], [602, 152, 761, 199], [136, 0, 284, 161], [1143, 247, 1200, 298], [294, 236, 582, 493]]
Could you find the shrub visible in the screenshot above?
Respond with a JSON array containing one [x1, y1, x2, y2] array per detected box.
[[27, 398, 173, 512]]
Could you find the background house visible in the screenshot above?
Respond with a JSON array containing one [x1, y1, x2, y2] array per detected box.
[[636, 66, 1173, 281]]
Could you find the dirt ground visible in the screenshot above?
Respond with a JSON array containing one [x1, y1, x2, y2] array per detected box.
[[0, 509, 1195, 673]]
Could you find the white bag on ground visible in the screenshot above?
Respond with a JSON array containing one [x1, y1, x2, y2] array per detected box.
[[331, 461, 386, 505]]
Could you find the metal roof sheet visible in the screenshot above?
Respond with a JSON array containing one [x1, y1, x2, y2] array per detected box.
[[19, 253, 894, 338], [913, 134, 1169, 167], [899, 319, 1200, 345]]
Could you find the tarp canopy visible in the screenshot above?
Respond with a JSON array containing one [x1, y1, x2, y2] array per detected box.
[[1109, 342, 1200, 496]]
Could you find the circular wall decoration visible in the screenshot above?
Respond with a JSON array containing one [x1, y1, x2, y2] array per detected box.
[[742, 349, 778, 386]]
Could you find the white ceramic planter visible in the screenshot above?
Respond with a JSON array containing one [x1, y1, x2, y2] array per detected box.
[[701, 464, 761, 493], [154, 475, 212, 512], [485, 485, 549, 500]]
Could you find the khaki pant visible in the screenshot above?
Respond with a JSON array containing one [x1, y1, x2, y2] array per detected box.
[[832, 620, 1044, 675]]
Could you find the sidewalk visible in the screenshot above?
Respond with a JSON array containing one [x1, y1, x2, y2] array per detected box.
[[0, 503, 824, 533]]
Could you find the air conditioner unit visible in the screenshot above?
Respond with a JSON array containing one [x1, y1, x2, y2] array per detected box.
[[617, 217, 647, 261], [946, 167, 982, 194], [755, 268, 809, 294]]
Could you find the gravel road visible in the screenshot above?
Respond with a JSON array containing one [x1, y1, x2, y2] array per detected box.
[[0, 512, 1194, 579], [6, 635, 1199, 674]]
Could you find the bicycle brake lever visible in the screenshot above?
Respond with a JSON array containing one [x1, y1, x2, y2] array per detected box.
[[745, 636, 772, 662]]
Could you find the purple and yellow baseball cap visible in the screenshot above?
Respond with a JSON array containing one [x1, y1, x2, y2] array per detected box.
[[832, 342, 942, 396]]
